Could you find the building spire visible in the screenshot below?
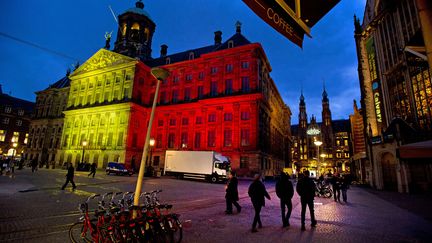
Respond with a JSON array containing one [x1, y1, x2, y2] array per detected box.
[[322, 79, 329, 102], [236, 21, 242, 34]]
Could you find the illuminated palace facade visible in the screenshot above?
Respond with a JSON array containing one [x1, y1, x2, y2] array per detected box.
[[291, 91, 352, 176], [354, 0, 432, 192], [53, 1, 291, 177]]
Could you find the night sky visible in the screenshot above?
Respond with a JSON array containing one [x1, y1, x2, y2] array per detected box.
[[0, 0, 366, 124]]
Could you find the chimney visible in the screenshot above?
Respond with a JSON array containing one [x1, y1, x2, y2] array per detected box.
[[214, 31, 222, 45], [160, 44, 168, 57]]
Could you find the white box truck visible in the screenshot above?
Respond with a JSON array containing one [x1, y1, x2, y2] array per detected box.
[[164, 150, 230, 183]]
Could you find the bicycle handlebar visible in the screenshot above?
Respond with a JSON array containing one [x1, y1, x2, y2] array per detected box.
[[86, 194, 100, 203]]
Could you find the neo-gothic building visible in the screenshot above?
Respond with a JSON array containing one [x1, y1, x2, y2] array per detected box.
[[354, 0, 432, 193], [43, 1, 292, 177], [291, 90, 352, 176]]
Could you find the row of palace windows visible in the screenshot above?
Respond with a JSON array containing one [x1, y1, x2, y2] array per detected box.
[[69, 87, 131, 107], [164, 61, 250, 83], [158, 77, 251, 104], [63, 131, 124, 148], [150, 129, 251, 149], [157, 112, 251, 127], [66, 114, 127, 128], [2, 118, 23, 126], [72, 71, 133, 92], [3, 107, 25, 116]]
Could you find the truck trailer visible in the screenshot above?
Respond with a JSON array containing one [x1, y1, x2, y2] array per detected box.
[[164, 150, 230, 183]]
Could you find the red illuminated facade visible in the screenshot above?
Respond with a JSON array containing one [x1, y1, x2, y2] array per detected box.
[[51, 1, 291, 177]]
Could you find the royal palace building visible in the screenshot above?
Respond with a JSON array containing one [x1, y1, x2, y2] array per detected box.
[[32, 1, 293, 177], [354, 0, 432, 192]]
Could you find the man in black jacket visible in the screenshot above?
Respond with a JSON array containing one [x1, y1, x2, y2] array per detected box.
[[61, 164, 76, 190], [296, 170, 317, 231], [225, 172, 241, 214], [248, 174, 271, 233], [276, 172, 294, 227]]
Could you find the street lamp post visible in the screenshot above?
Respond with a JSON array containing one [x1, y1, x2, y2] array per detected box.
[[314, 140, 323, 176], [81, 140, 88, 164], [134, 67, 170, 217]]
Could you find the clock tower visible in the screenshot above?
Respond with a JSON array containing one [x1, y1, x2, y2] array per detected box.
[[114, 0, 155, 61]]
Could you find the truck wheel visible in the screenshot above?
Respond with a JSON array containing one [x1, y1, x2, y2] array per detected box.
[[211, 175, 218, 183]]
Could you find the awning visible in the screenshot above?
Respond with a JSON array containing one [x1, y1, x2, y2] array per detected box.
[[398, 140, 432, 159]]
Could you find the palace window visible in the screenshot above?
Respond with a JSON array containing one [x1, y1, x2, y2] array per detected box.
[[210, 81, 218, 97], [158, 120, 164, 127], [225, 79, 233, 94], [241, 111, 250, 120], [169, 119, 176, 126], [241, 129, 250, 146], [194, 132, 201, 148], [241, 61, 249, 69], [0, 130, 5, 142], [208, 114, 216, 122], [242, 77, 250, 92], [182, 118, 189, 125], [184, 88, 191, 101], [197, 86, 204, 99], [224, 129, 232, 147], [186, 74, 193, 81], [168, 133, 175, 148], [224, 113, 233, 121], [210, 67, 218, 74], [196, 116, 203, 124], [198, 72, 204, 80], [226, 64, 233, 73], [207, 130, 216, 147]]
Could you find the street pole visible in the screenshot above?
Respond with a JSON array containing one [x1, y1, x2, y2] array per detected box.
[[133, 67, 169, 218]]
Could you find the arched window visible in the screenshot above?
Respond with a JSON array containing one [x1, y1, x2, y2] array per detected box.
[[228, 40, 234, 48], [189, 52, 195, 60], [166, 57, 171, 65], [131, 23, 140, 41]]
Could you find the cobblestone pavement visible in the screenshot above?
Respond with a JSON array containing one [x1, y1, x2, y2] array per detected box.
[[0, 168, 431, 243]]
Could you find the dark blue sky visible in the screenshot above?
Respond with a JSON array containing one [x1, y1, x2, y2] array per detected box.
[[0, 0, 366, 123]]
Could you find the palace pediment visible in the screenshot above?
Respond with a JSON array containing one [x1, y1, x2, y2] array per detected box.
[[71, 49, 137, 77]]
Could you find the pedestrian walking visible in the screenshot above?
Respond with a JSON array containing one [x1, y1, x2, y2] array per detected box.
[[296, 170, 317, 231], [340, 174, 350, 202], [9, 159, 15, 174], [31, 158, 38, 173], [248, 174, 271, 233], [225, 172, 241, 214], [61, 164, 76, 190], [330, 172, 341, 202], [275, 172, 294, 227], [88, 162, 97, 178]]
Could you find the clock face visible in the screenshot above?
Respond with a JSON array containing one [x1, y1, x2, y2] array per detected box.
[[372, 82, 379, 90]]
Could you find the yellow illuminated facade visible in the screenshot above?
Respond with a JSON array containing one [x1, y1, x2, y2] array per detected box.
[[56, 49, 139, 168]]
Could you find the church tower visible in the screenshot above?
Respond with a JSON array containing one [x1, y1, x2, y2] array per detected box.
[[321, 85, 334, 155], [298, 91, 308, 163], [114, 0, 155, 60]]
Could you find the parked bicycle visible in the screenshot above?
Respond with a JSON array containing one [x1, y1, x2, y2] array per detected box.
[[314, 180, 333, 198], [69, 190, 182, 243]]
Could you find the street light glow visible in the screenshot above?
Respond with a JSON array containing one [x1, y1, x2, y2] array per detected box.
[[149, 138, 155, 147], [82, 140, 88, 147], [314, 140, 323, 146]]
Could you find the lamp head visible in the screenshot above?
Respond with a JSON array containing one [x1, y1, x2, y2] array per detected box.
[[151, 67, 170, 81], [314, 140, 323, 146], [149, 138, 155, 147], [82, 141, 88, 146]]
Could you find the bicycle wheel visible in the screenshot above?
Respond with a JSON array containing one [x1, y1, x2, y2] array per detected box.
[[323, 189, 333, 198], [69, 222, 92, 243], [167, 217, 182, 243]]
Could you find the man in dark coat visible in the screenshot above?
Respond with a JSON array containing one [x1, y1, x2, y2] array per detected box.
[[296, 170, 317, 231], [225, 172, 241, 214], [88, 162, 97, 178], [276, 172, 294, 227], [330, 173, 341, 202], [61, 164, 76, 190], [248, 174, 271, 233]]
